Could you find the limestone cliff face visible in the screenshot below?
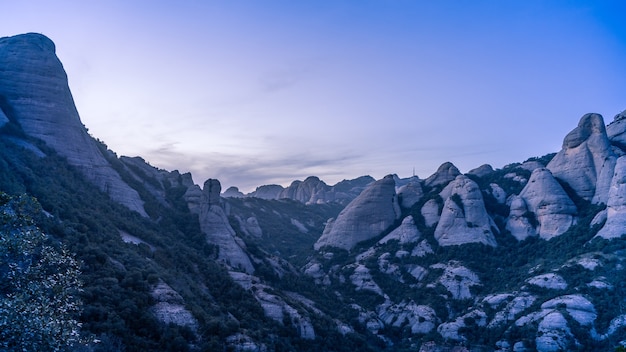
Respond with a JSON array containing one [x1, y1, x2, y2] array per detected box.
[[185, 179, 254, 273], [434, 175, 497, 247], [547, 113, 616, 204], [518, 168, 577, 240], [0, 33, 146, 215], [314, 175, 400, 250]]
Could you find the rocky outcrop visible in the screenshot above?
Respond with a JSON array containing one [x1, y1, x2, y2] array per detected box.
[[150, 281, 198, 329], [467, 164, 494, 178], [397, 177, 424, 209], [278, 176, 330, 204], [249, 184, 284, 199], [378, 216, 421, 245], [505, 195, 537, 241], [517, 168, 577, 240], [596, 156, 626, 239], [314, 175, 400, 250], [377, 300, 437, 334], [547, 113, 617, 204], [222, 186, 245, 198], [425, 162, 461, 188], [430, 262, 480, 300], [186, 179, 254, 273], [421, 198, 441, 227], [434, 175, 498, 247], [0, 33, 147, 216], [607, 110, 626, 150]]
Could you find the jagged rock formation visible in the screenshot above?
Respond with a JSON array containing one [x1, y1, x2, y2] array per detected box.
[[314, 175, 400, 250], [547, 113, 617, 204], [378, 216, 421, 245], [249, 184, 284, 199], [434, 175, 498, 247], [421, 198, 441, 227], [517, 168, 577, 240], [0, 33, 147, 216], [185, 179, 254, 273]]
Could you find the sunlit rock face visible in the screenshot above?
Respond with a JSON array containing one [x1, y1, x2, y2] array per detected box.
[[434, 175, 498, 247], [547, 113, 616, 204], [518, 168, 577, 240], [0, 33, 146, 215], [186, 179, 254, 273], [314, 175, 400, 250], [596, 156, 626, 239]]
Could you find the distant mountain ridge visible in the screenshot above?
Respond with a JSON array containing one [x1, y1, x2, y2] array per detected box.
[[2, 32, 626, 351]]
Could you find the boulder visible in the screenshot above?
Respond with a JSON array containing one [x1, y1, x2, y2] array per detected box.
[[0, 33, 147, 215], [518, 168, 577, 240], [607, 109, 626, 150], [314, 175, 400, 250], [434, 175, 498, 247], [547, 113, 616, 204]]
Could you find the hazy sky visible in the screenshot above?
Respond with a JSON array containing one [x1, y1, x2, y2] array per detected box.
[[2, 1, 626, 192]]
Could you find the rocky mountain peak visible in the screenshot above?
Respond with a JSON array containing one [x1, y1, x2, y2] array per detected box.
[[203, 179, 222, 205], [547, 113, 616, 204], [0, 33, 147, 216], [425, 162, 461, 188], [314, 174, 400, 250]]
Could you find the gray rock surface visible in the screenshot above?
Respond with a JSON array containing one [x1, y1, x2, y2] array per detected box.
[[518, 168, 577, 240], [421, 198, 441, 227], [596, 156, 626, 239], [278, 176, 330, 204], [186, 179, 254, 273], [249, 184, 284, 200], [607, 110, 626, 149], [314, 175, 400, 250], [377, 300, 437, 334], [378, 216, 421, 245], [425, 162, 461, 188], [222, 186, 245, 198], [0, 33, 147, 216], [505, 195, 538, 241], [467, 164, 494, 178], [434, 175, 498, 247], [397, 177, 424, 209], [150, 281, 198, 329], [547, 113, 617, 204]]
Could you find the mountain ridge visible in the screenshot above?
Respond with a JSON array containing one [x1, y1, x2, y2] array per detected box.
[[2, 32, 626, 351]]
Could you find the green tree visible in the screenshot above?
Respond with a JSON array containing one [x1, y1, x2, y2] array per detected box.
[[0, 193, 83, 351]]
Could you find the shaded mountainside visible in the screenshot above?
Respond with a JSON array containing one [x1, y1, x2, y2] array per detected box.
[[2, 32, 626, 351]]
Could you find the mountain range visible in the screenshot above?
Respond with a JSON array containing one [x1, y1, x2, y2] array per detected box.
[[1, 32, 626, 351]]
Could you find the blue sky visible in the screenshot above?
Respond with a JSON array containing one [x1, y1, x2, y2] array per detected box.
[[2, 1, 626, 192]]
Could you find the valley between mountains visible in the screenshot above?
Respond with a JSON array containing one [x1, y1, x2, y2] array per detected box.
[[2, 33, 626, 351]]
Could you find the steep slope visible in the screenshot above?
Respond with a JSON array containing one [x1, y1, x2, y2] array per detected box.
[[0, 33, 146, 216], [314, 175, 400, 250]]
